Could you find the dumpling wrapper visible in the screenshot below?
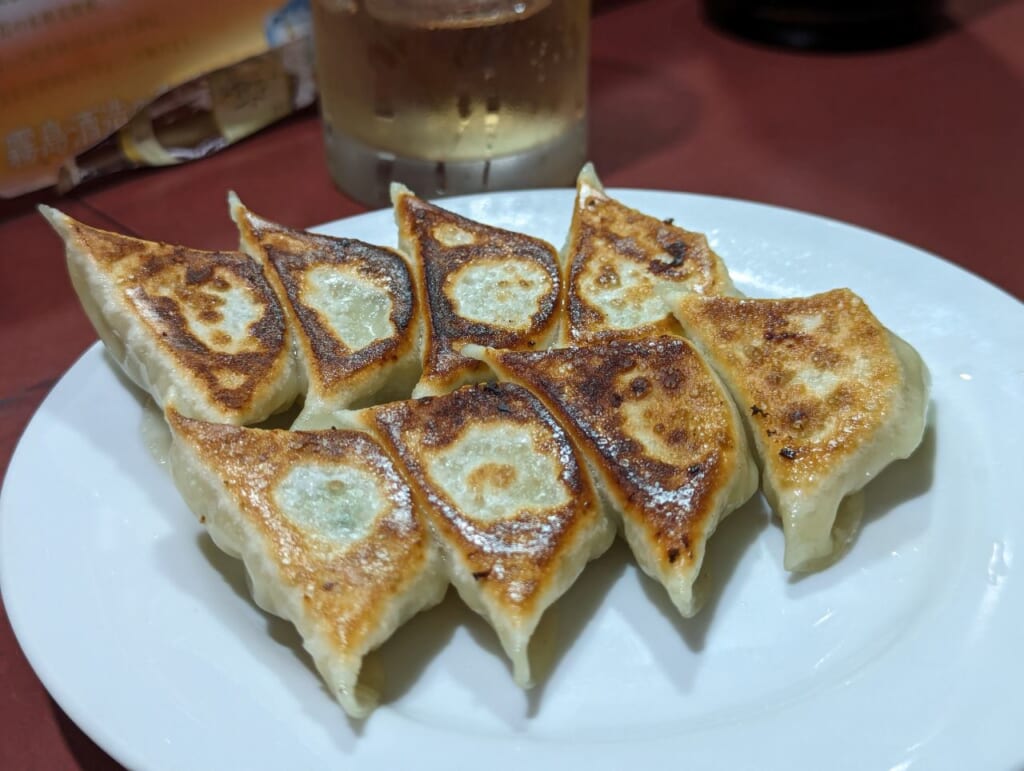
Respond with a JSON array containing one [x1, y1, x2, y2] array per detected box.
[[561, 163, 738, 344], [39, 205, 301, 424], [465, 337, 758, 616], [167, 410, 448, 718], [665, 288, 929, 571], [231, 194, 422, 428], [391, 184, 563, 397], [346, 382, 615, 686]]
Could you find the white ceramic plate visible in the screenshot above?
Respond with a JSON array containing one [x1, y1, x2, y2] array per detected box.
[[3, 189, 1022, 771]]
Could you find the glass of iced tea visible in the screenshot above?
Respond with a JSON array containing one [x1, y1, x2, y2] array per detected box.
[[312, 0, 591, 206]]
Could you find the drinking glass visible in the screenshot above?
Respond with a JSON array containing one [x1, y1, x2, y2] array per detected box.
[[312, 0, 591, 206]]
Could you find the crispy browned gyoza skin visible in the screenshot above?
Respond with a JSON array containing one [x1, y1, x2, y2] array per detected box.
[[167, 409, 448, 717], [231, 195, 421, 427], [40, 205, 300, 424], [668, 288, 929, 571], [392, 185, 562, 397], [466, 336, 758, 616], [353, 381, 615, 687], [563, 164, 737, 344]]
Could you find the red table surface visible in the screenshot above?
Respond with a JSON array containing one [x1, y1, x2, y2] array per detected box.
[[1, 1, 1022, 768]]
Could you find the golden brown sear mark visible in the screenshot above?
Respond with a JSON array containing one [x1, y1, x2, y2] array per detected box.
[[52, 212, 290, 415]]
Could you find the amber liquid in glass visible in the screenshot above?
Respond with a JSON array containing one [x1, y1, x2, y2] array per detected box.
[[313, 0, 590, 205]]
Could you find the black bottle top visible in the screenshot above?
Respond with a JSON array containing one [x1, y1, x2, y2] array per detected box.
[[704, 0, 944, 51]]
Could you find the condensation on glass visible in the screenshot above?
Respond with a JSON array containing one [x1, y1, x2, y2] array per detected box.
[[313, 0, 590, 206]]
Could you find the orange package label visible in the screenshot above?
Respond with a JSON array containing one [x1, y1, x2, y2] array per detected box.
[[0, 0, 296, 197]]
